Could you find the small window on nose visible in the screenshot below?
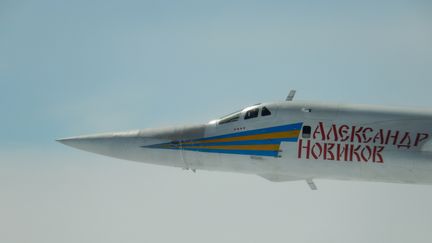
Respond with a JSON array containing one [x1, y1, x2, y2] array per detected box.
[[302, 126, 311, 138], [261, 107, 271, 116]]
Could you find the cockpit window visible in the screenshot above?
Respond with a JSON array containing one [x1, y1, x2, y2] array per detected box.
[[245, 108, 259, 120], [219, 112, 240, 125], [261, 106, 271, 116]]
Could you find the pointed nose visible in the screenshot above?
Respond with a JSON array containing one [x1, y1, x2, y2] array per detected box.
[[57, 131, 141, 156], [56, 135, 105, 151], [57, 125, 206, 167], [57, 130, 180, 165]]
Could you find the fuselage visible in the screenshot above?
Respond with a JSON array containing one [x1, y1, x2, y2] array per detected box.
[[58, 101, 432, 185]]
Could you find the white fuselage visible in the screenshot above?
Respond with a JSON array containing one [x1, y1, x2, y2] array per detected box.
[[58, 101, 432, 185]]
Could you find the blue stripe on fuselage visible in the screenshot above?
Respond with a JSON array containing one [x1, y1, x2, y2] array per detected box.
[[182, 138, 298, 147], [182, 148, 279, 157], [142, 122, 303, 157], [191, 122, 303, 142]]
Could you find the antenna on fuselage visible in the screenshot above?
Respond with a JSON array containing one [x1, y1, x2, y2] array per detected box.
[[306, 179, 317, 190], [286, 90, 296, 101]]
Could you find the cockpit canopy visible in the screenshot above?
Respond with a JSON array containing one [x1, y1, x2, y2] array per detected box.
[[215, 104, 272, 125]]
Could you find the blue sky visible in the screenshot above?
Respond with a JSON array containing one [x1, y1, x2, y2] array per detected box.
[[2, 0, 432, 149], [1, 1, 432, 242]]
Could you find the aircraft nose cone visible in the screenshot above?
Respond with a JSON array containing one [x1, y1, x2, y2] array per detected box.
[[56, 136, 100, 151], [56, 138, 78, 147], [57, 131, 141, 156], [57, 125, 206, 166], [57, 137, 86, 147], [56, 128, 188, 165]]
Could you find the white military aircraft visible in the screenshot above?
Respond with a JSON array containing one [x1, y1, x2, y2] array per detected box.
[[58, 91, 432, 189]]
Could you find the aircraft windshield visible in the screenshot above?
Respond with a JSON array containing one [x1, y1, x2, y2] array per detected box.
[[219, 109, 242, 119], [217, 104, 265, 125], [219, 112, 241, 125]]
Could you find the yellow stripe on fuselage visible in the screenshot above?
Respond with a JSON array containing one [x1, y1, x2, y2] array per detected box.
[[182, 144, 280, 151], [182, 130, 300, 145]]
